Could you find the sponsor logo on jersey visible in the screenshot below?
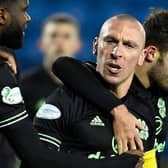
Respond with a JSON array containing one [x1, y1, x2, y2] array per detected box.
[[88, 151, 116, 159], [36, 104, 61, 120], [90, 115, 105, 126], [153, 97, 167, 153], [155, 116, 163, 135], [154, 138, 166, 153], [1, 86, 23, 105], [88, 151, 101, 159]]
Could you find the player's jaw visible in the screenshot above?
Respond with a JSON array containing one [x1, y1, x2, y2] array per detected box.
[[0, 20, 24, 50]]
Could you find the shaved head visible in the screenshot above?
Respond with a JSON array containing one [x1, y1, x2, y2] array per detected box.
[[99, 14, 146, 47]]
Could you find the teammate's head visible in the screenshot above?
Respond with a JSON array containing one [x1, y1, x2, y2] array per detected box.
[[39, 13, 81, 63], [143, 10, 168, 91], [0, 0, 31, 49], [94, 14, 145, 94]]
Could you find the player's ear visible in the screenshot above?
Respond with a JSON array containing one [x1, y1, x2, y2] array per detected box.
[[0, 8, 10, 26], [93, 37, 98, 56], [144, 45, 159, 63]]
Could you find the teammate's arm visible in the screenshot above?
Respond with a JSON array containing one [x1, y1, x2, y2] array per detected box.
[[52, 57, 144, 154], [3, 115, 141, 168], [0, 46, 17, 74]]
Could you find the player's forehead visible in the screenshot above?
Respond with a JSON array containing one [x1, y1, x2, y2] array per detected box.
[[100, 18, 145, 46], [101, 18, 142, 36], [44, 22, 78, 34]]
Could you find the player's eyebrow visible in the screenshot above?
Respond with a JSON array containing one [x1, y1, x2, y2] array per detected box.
[[103, 35, 119, 42]]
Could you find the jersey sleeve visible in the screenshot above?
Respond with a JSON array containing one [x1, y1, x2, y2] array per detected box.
[[34, 87, 75, 151], [52, 57, 123, 113], [34, 104, 63, 151], [0, 62, 28, 128]]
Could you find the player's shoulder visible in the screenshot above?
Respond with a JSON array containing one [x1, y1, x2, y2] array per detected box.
[[0, 61, 17, 85], [21, 67, 44, 84], [0, 62, 24, 112], [35, 86, 72, 119], [0, 60, 12, 72], [47, 85, 79, 104], [36, 85, 89, 122]]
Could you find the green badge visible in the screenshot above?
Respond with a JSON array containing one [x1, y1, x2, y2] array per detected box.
[[1, 86, 23, 105]]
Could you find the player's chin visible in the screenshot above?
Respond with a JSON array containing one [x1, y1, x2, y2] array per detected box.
[[104, 75, 122, 86]]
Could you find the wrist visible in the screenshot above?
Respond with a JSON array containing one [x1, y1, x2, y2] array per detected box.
[[110, 104, 127, 117]]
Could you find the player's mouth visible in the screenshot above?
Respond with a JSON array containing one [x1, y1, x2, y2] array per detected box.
[[106, 63, 122, 74]]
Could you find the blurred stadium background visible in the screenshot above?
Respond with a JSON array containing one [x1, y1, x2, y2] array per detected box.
[[16, 0, 168, 165]]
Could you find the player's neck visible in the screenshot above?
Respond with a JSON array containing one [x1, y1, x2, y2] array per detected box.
[[110, 74, 134, 99], [135, 64, 151, 88]]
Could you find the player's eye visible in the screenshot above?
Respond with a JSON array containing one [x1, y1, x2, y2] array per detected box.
[[123, 42, 134, 49], [104, 37, 118, 45]]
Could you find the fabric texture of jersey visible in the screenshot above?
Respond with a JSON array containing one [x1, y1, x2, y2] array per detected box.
[[21, 67, 60, 120], [34, 76, 156, 159], [52, 57, 168, 164], [0, 62, 28, 128]]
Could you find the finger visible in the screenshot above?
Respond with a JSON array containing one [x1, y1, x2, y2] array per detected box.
[[117, 139, 123, 155], [126, 150, 144, 157], [0, 50, 11, 59], [129, 139, 137, 151], [7, 57, 17, 74], [135, 120, 144, 130], [135, 136, 144, 152], [122, 139, 128, 153], [135, 158, 144, 168], [0, 51, 17, 74]]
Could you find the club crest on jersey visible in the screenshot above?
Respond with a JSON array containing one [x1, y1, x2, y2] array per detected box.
[[1, 86, 23, 105], [137, 119, 149, 140], [157, 97, 166, 119], [111, 119, 149, 155], [36, 104, 61, 120], [111, 137, 118, 155]]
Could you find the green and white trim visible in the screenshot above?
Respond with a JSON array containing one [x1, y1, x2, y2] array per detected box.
[[0, 110, 28, 128], [38, 133, 62, 151]]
